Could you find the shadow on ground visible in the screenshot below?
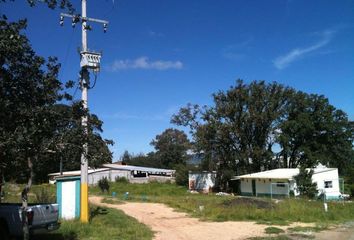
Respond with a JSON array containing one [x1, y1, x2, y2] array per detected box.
[[90, 206, 108, 222], [32, 232, 77, 240]]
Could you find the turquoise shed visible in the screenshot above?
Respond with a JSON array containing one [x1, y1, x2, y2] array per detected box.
[[56, 176, 80, 219]]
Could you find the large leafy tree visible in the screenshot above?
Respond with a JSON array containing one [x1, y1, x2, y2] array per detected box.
[[0, 1, 112, 238], [172, 80, 353, 190], [0, 16, 70, 238], [278, 92, 354, 172], [172, 80, 293, 190], [33, 104, 113, 182], [150, 128, 191, 169]]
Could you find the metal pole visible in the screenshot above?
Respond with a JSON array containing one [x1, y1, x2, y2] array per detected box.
[[80, 0, 89, 223], [59, 0, 108, 223], [60, 155, 63, 176]]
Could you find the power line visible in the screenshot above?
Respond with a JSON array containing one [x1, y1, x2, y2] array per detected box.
[[59, 1, 108, 223]]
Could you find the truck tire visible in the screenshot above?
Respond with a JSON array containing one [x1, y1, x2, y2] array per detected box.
[[0, 221, 9, 240]]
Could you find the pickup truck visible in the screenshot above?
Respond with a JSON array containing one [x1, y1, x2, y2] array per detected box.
[[0, 203, 60, 239]]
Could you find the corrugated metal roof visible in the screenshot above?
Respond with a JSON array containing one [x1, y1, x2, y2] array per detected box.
[[48, 168, 110, 177], [103, 164, 175, 174], [233, 167, 337, 180]]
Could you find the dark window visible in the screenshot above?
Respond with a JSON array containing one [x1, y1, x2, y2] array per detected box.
[[276, 182, 286, 187], [324, 181, 333, 188], [132, 171, 147, 178]]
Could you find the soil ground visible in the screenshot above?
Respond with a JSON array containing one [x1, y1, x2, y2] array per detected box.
[[314, 224, 354, 240], [90, 196, 322, 240]]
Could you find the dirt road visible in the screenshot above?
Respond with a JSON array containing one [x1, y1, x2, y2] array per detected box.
[[89, 196, 295, 240], [90, 196, 354, 240], [90, 197, 292, 240]]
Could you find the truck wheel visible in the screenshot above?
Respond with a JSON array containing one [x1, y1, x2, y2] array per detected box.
[[0, 222, 9, 240]]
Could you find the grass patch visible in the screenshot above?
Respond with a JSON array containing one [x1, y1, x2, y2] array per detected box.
[[288, 233, 315, 239], [102, 197, 124, 205], [248, 236, 290, 240], [35, 206, 153, 240], [90, 182, 354, 225], [256, 220, 289, 226], [264, 227, 285, 234], [2, 183, 56, 203], [288, 224, 328, 233]]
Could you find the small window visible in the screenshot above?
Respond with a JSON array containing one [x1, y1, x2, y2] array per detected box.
[[324, 181, 333, 188], [276, 182, 285, 187]]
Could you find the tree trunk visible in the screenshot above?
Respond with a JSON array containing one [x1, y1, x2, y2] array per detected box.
[[0, 171, 2, 204], [21, 156, 34, 240]]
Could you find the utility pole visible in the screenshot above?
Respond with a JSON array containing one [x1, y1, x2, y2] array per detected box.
[[60, 1, 108, 223]]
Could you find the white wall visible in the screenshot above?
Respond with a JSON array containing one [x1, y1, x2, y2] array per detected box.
[[109, 169, 130, 181], [88, 169, 173, 185], [61, 181, 76, 220], [240, 179, 292, 196], [312, 169, 340, 197], [189, 172, 216, 192], [240, 179, 252, 195], [88, 171, 110, 185]]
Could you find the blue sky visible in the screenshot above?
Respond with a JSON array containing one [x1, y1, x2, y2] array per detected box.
[[2, 0, 354, 160]]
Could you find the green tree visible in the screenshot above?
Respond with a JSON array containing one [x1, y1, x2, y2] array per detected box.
[[0, 1, 113, 237], [121, 150, 131, 164], [151, 128, 191, 169], [278, 92, 354, 172], [126, 152, 164, 168], [294, 167, 318, 199], [172, 80, 293, 190], [0, 16, 72, 238]]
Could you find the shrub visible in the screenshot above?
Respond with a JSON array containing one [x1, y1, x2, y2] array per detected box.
[[115, 176, 128, 183], [294, 167, 318, 199], [98, 177, 110, 193], [174, 164, 188, 186], [350, 184, 354, 199], [33, 186, 55, 203]]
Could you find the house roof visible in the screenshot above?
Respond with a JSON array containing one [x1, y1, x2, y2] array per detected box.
[[102, 164, 175, 174], [48, 168, 109, 177], [233, 167, 337, 180]]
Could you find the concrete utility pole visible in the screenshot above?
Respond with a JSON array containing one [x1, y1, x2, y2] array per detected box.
[[60, 0, 108, 223]]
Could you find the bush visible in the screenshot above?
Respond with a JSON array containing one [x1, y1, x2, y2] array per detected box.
[[174, 164, 188, 186], [33, 186, 55, 203], [98, 177, 110, 193], [294, 167, 318, 199], [115, 176, 128, 183], [350, 184, 354, 199]]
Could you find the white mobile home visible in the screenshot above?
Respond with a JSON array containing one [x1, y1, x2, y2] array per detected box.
[[233, 166, 341, 199]]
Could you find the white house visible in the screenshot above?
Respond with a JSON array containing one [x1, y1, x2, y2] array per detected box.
[[188, 171, 216, 193], [48, 164, 175, 185], [233, 165, 342, 199]]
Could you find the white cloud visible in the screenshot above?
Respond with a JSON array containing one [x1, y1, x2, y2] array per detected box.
[[273, 30, 335, 70], [148, 30, 164, 38], [103, 105, 182, 122], [108, 56, 183, 71], [221, 38, 253, 60]]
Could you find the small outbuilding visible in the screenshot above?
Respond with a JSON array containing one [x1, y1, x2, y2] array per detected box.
[[188, 171, 216, 193], [233, 165, 342, 199], [56, 176, 80, 219]]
